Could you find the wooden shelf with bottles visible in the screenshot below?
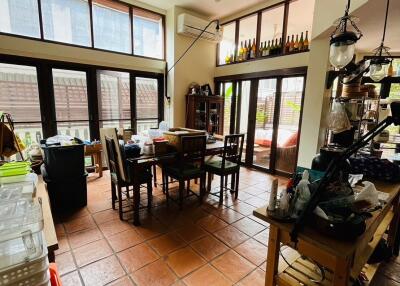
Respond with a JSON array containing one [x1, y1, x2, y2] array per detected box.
[[218, 31, 310, 67], [185, 94, 224, 135]]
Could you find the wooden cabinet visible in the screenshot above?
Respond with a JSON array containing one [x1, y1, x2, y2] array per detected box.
[[185, 94, 224, 135]]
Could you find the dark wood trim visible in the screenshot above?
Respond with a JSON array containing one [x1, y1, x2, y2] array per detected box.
[[293, 74, 307, 170], [230, 81, 237, 134], [245, 79, 259, 166], [215, 66, 308, 82], [129, 7, 134, 55], [216, 50, 309, 67], [269, 78, 283, 172], [88, 0, 95, 48], [235, 81, 243, 134], [234, 20, 240, 62], [130, 75, 137, 133], [282, 0, 290, 55], [87, 67, 100, 140], [0, 54, 162, 78], [255, 12, 262, 57], [37, 0, 44, 40], [157, 75, 164, 123]]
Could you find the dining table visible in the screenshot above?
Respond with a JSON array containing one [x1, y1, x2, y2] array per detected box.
[[126, 140, 225, 225]]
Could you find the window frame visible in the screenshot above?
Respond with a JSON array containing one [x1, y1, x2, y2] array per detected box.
[[0, 0, 165, 61], [216, 0, 311, 67], [0, 53, 164, 140]]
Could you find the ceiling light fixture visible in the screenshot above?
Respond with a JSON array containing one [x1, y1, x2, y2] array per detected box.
[[329, 0, 363, 69], [369, 0, 392, 82]]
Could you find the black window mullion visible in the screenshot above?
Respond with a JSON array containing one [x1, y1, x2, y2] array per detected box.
[[37, 63, 57, 137], [157, 75, 164, 123], [282, 0, 290, 54], [87, 67, 100, 140], [269, 77, 283, 173], [37, 0, 44, 40], [130, 74, 137, 133], [255, 12, 262, 57], [230, 81, 237, 134], [88, 0, 95, 48], [130, 7, 134, 56], [234, 20, 240, 62], [245, 79, 259, 166], [236, 81, 243, 134]]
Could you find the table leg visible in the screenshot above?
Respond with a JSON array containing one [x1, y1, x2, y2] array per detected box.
[[333, 257, 351, 286], [132, 164, 141, 226], [97, 152, 103, 178], [265, 225, 280, 286], [388, 193, 400, 255]]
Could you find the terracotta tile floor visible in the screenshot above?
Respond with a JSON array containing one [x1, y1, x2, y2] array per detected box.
[[54, 167, 397, 285]]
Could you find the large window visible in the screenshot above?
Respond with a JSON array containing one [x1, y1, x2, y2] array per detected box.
[[92, 0, 131, 53], [133, 8, 163, 59], [260, 5, 285, 48], [41, 0, 91, 46], [218, 22, 236, 65], [0, 0, 165, 60], [98, 70, 131, 129], [136, 77, 159, 131], [0, 0, 40, 38], [52, 69, 90, 140], [0, 63, 43, 146], [218, 0, 315, 66], [287, 0, 314, 45]]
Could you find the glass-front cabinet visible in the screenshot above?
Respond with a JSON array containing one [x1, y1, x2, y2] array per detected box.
[[186, 94, 224, 135]]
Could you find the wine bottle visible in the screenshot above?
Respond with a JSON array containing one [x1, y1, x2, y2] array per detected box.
[[278, 37, 283, 54], [250, 38, 256, 59], [265, 40, 271, 56], [299, 32, 304, 51], [247, 39, 252, 60], [243, 40, 248, 60], [230, 51, 234, 63], [303, 31, 309, 51], [289, 35, 294, 53], [285, 36, 290, 54], [225, 52, 230, 64], [274, 39, 279, 55], [294, 34, 299, 52], [259, 42, 264, 57], [238, 41, 244, 61]]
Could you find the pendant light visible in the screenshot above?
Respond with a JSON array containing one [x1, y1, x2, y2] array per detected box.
[[369, 0, 392, 82], [329, 0, 363, 69]]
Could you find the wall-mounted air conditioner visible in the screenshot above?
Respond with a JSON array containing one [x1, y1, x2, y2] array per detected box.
[[177, 13, 223, 43]]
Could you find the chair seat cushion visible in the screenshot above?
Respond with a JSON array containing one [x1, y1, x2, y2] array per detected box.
[[205, 158, 239, 173], [165, 163, 204, 179]]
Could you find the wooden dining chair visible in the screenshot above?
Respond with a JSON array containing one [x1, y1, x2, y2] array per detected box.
[[163, 135, 207, 209], [205, 134, 244, 205], [104, 136, 153, 220]]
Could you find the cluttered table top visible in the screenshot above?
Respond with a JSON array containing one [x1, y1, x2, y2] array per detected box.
[[253, 180, 400, 259]]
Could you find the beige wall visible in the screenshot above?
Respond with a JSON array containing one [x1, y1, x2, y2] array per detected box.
[[0, 35, 165, 73], [215, 52, 309, 77], [166, 7, 217, 128]]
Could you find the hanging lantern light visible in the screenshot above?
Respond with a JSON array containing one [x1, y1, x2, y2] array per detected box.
[[329, 0, 363, 69], [369, 0, 392, 82]]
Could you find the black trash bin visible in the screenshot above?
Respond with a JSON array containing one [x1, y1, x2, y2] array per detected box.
[[41, 144, 85, 179], [41, 143, 87, 211]]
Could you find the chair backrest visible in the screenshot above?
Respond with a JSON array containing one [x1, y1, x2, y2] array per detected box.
[[180, 135, 207, 169], [221, 134, 245, 168], [100, 128, 128, 181], [105, 136, 123, 182]]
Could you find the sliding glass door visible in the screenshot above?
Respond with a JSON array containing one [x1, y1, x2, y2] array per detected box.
[[217, 74, 306, 175]]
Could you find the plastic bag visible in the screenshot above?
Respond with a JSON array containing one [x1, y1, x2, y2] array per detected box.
[[328, 101, 352, 134], [355, 181, 379, 207]]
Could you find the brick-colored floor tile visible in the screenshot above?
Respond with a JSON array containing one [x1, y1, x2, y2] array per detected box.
[[118, 243, 159, 273], [80, 256, 125, 286], [166, 247, 206, 278]]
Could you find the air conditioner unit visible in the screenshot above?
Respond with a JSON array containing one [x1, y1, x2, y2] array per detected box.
[[177, 13, 223, 43]]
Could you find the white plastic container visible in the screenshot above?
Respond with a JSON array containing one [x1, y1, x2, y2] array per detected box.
[[0, 183, 36, 202], [0, 200, 44, 271], [0, 233, 48, 286]]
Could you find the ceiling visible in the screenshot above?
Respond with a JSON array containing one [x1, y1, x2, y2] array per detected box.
[[138, 0, 268, 18], [353, 0, 400, 53]]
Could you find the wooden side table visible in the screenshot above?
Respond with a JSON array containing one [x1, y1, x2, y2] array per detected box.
[[85, 144, 103, 178], [253, 180, 400, 286]]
